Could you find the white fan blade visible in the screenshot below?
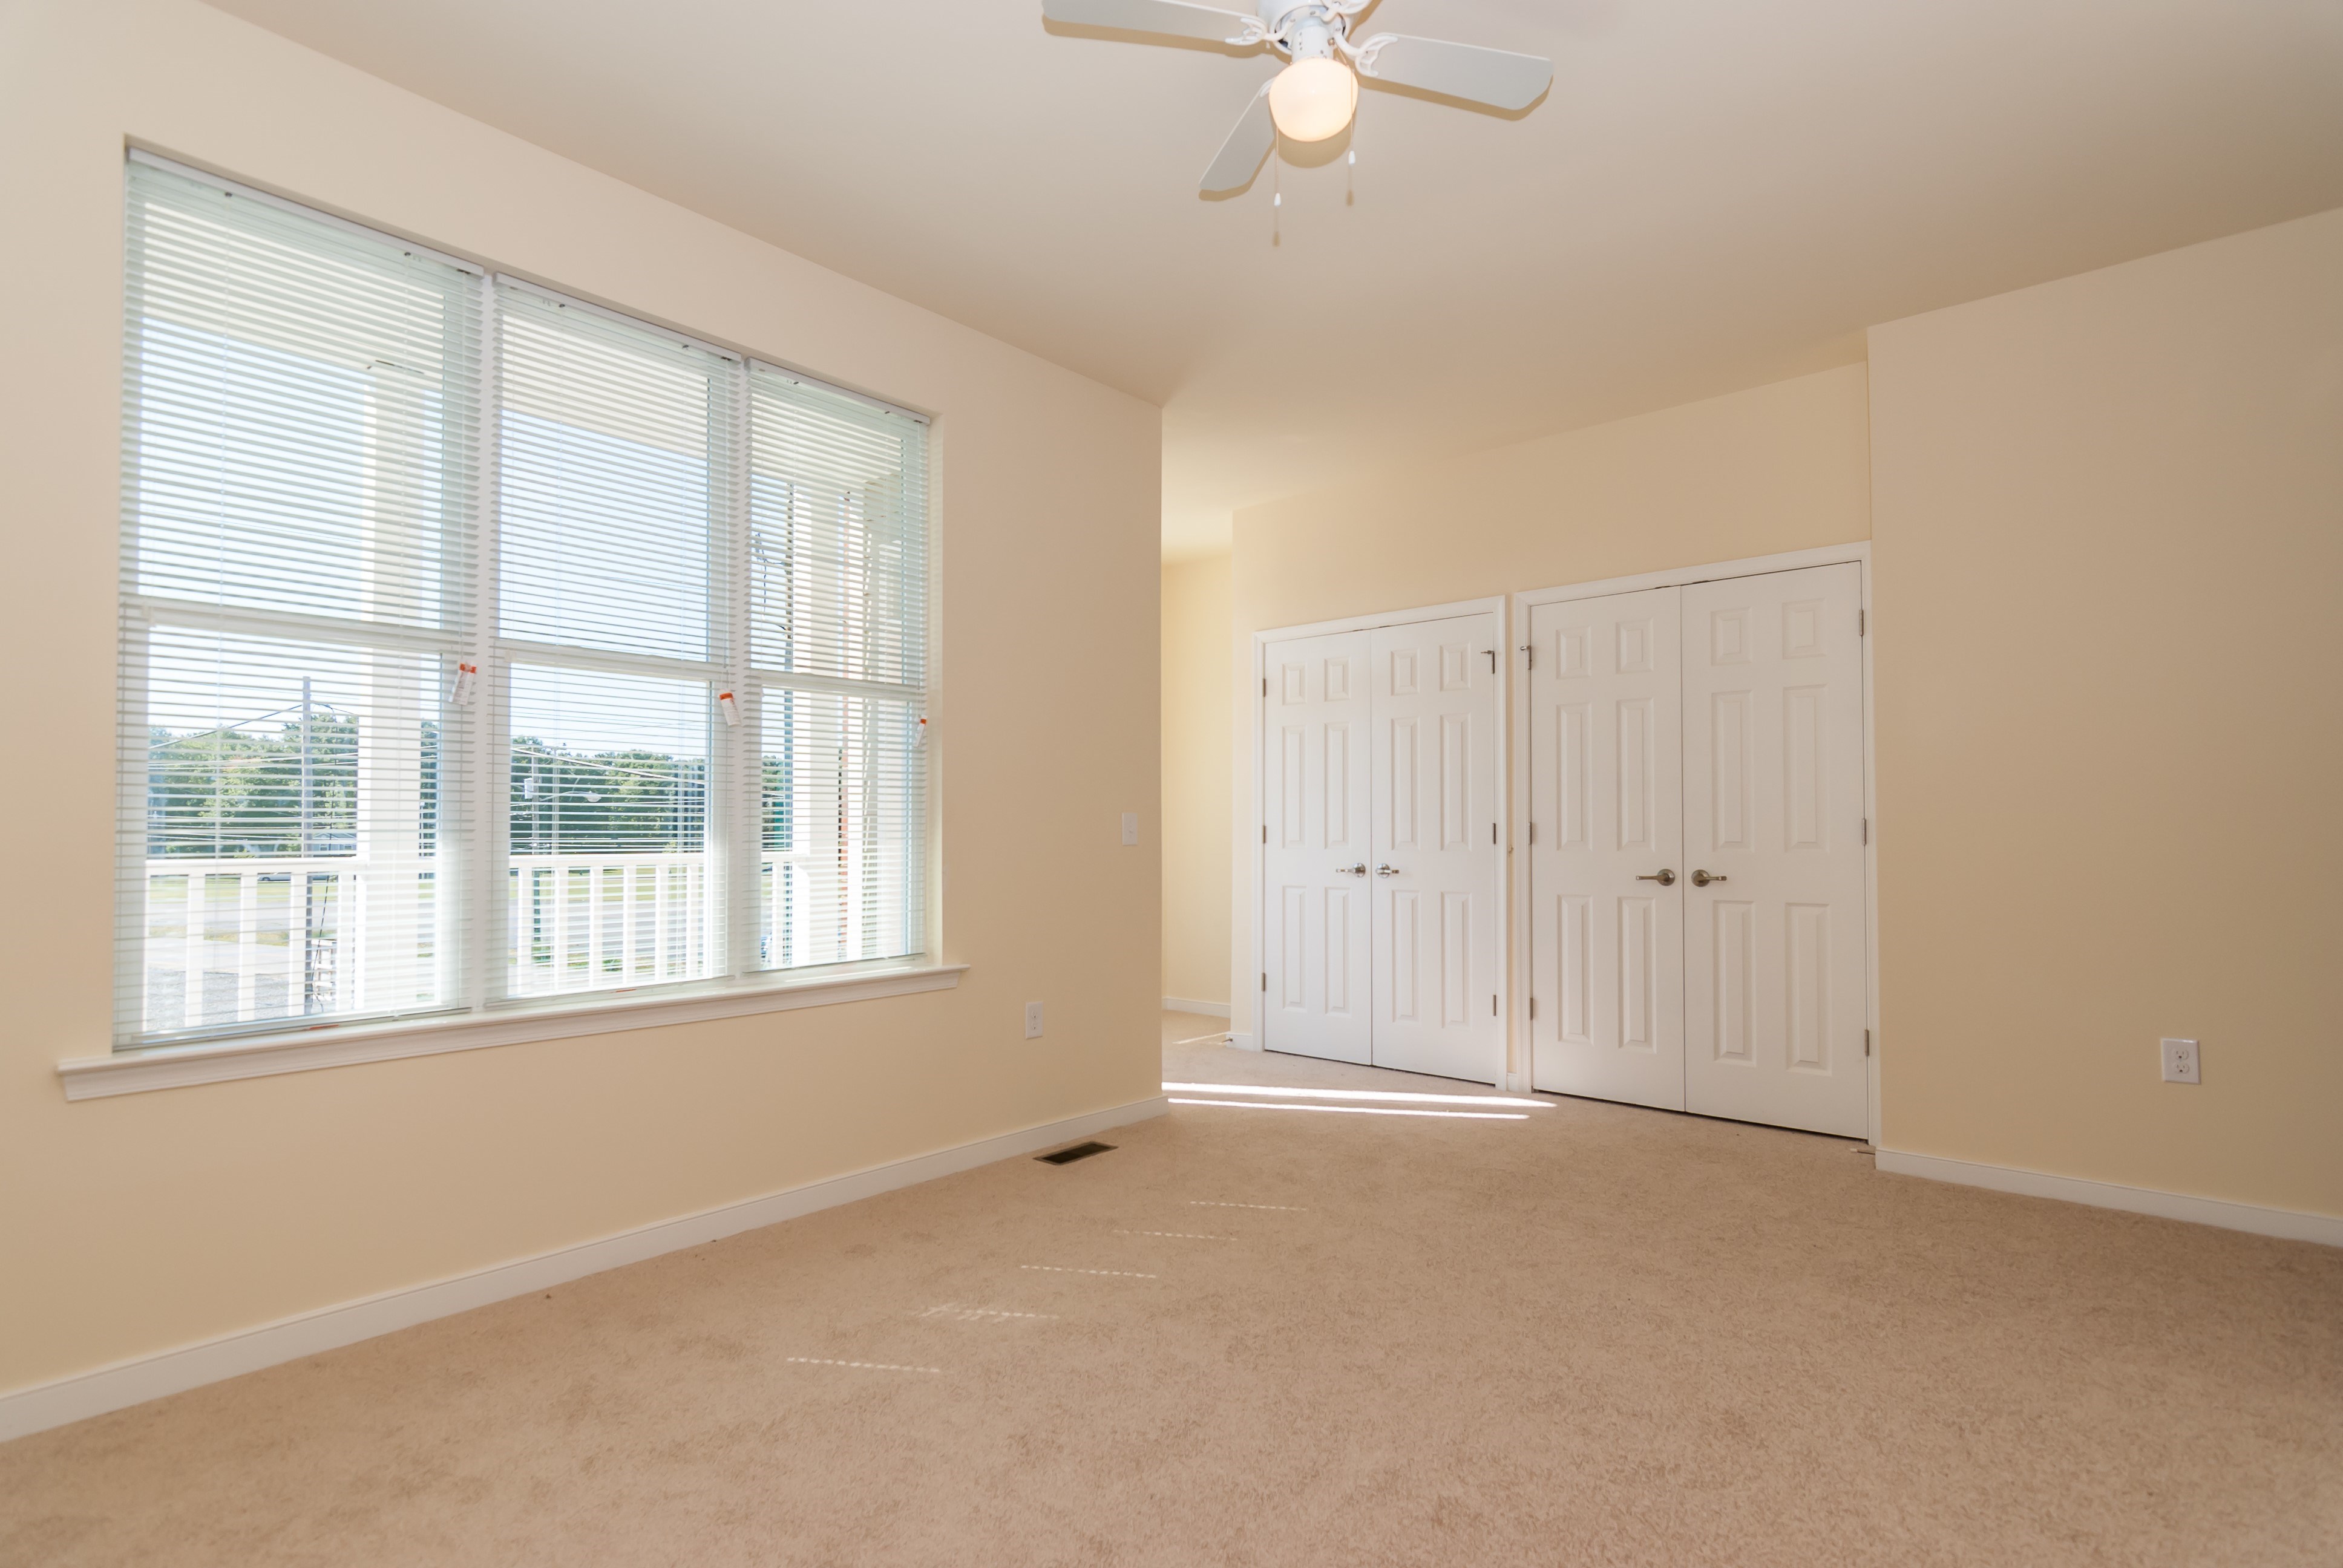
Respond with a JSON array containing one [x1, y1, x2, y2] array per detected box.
[[1357, 34, 1552, 111], [1042, 0, 1259, 45], [1200, 83, 1274, 192]]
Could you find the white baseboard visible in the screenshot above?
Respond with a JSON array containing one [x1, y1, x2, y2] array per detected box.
[[0, 1094, 1170, 1445], [1875, 1148, 2343, 1249], [1226, 1031, 1257, 1051], [1161, 997, 1232, 1019]]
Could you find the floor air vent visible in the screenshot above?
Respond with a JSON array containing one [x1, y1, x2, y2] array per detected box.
[[1037, 1141, 1115, 1165]]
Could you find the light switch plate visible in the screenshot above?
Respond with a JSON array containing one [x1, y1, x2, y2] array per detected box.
[[1121, 812, 1138, 846], [2161, 1037, 2200, 1084], [1024, 1001, 1044, 1040]]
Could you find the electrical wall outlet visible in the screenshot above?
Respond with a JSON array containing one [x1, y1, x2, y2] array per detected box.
[[1121, 812, 1139, 846], [2161, 1037, 2201, 1084], [1024, 1001, 1045, 1040]]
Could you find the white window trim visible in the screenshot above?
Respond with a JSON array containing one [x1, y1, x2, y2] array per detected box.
[[58, 961, 966, 1100], [98, 152, 949, 1093]]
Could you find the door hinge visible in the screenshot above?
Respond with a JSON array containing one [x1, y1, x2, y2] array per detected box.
[[1528, 822, 1536, 844], [1862, 817, 1869, 845], [1864, 1028, 1872, 1057], [1262, 824, 1268, 844], [1491, 822, 1497, 845], [1529, 996, 1537, 1020], [1521, 643, 1533, 668], [1261, 972, 1268, 992], [1859, 609, 1867, 636], [1492, 995, 1498, 1017], [1262, 676, 1269, 697]]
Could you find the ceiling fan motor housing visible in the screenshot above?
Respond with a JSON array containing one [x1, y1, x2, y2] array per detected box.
[[1257, 1, 1332, 33], [1282, 16, 1337, 60]]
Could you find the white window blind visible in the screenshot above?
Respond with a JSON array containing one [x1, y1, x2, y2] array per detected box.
[[749, 370, 928, 972], [117, 155, 929, 1051], [119, 157, 480, 1044]]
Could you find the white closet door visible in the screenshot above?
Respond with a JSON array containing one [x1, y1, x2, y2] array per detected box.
[[1680, 564, 1869, 1136], [1526, 589, 1685, 1107], [1260, 629, 1374, 1063], [1368, 614, 1502, 1082]]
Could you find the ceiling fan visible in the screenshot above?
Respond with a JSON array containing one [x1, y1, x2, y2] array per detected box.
[[1041, 0, 1553, 192]]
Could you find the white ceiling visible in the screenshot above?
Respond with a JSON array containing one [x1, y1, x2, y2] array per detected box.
[[208, 0, 2343, 558]]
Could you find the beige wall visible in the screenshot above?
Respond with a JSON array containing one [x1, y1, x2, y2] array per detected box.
[[0, 0, 1160, 1396], [1161, 555, 1233, 1011], [1869, 206, 2343, 1217], [1228, 364, 1874, 1042], [1220, 210, 2343, 1224]]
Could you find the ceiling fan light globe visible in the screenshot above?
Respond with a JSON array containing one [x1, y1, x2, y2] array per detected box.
[[1268, 56, 1357, 142]]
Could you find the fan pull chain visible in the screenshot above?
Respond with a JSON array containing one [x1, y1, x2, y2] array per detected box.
[[1347, 99, 1360, 207], [1271, 149, 1282, 246]]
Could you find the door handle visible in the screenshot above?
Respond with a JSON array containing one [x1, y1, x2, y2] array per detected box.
[[1376, 864, 1403, 877], [1690, 869, 1726, 887], [1336, 863, 1366, 877], [1636, 869, 1676, 886]]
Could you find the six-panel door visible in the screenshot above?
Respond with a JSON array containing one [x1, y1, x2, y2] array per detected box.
[[1260, 629, 1374, 1064], [1525, 588, 1686, 1108], [1521, 566, 1870, 1134], [1680, 564, 1869, 1136], [1368, 615, 1501, 1082], [1263, 572, 1867, 1131]]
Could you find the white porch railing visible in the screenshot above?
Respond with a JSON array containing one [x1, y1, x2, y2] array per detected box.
[[138, 855, 377, 1034], [503, 846, 895, 991], [138, 847, 889, 1034], [505, 852, 713, 997]]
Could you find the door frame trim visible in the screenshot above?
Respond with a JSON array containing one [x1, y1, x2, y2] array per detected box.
[[1509, 543, 1878, 1143], [1250, 596, 1511, 1085]]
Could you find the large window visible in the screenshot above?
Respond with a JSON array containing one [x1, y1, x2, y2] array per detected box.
[[117, 154, 929, 1048]]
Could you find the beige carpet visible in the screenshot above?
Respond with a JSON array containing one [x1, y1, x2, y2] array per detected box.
[[4, 1011, 2339, 1566]]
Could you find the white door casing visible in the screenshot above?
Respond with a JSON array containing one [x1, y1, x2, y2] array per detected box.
[[1680, 564, 1869, 1137], [1368, 615, 1503, 1082], [1260, 629, 1374, 1064], [1526, 588, 1685, 1107]]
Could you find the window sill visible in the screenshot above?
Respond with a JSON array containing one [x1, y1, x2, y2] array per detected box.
[[56, 962, 969, 1101]]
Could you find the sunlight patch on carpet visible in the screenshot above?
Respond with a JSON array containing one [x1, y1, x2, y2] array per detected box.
[[1170, 1097, 1527, 1120], [1165, 1081, 1548, 1108]]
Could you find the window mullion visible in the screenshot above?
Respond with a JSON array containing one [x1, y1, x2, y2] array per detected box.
[[125, 597, 462, 656], [742, 668, 923, 703], [723, 360, 758, 979], [467, 271, 507, 1014]]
